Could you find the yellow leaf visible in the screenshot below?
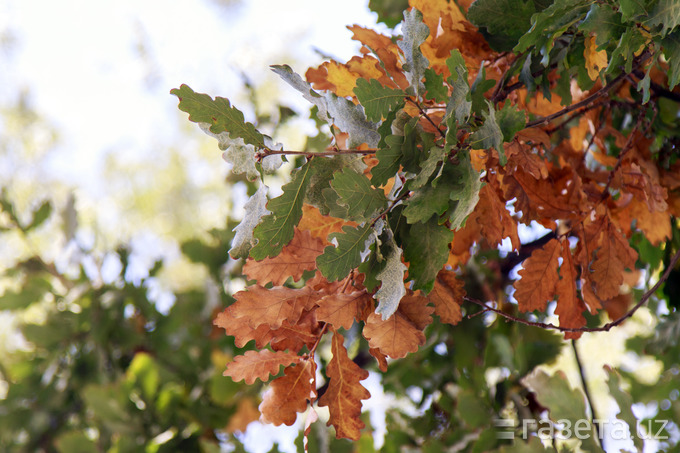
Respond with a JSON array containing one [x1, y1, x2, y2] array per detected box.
[[585, 35, 608, 81], [326, 61, 359, 98]]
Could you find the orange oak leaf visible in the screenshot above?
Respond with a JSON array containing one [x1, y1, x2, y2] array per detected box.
[[514, 238, 561, 312], [224, 350, 300, 385], [269, 310, 321, 353], [214, 307, 275, 348], [590, 218, 638, 300], [584, 35, 608, 81], [326, 60, 360, 98], [243, 228, 325, 286], [230, 285, 322, 330], [362, 293, 433, 359], [318, 332, 371, 440], [315, 291, 374, 330], [505, 141, 549, 180], [618, 162, 668, 212], [555, 239, 586, 339], [428, 270, 465, 325], [369, 347, 388, 372], [472, 184, 520, 250], [259, 359, 317, 426], [226, 398, 261, 433], [299, 204, 356, 244]]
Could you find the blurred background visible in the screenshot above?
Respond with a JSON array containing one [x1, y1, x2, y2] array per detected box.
[[0, 1, 383, 451]]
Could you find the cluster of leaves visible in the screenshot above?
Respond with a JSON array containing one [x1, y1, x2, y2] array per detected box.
[[170, 0, 680, 449]]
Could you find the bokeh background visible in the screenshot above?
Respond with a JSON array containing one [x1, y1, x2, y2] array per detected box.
[[0, 1, 383, 451]]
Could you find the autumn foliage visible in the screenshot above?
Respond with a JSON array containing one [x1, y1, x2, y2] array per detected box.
[[173, 0, 680, 445]]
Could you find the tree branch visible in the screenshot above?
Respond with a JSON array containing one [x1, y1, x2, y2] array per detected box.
[[571, 339, 604, 450], [465, 246, 680, 333]]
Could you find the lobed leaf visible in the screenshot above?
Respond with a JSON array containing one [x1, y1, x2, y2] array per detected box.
[[317, 223, 375, 282], [318, 332, 371, 440], [224, 350, 299, 385], [230, 185, 270, 259], [251, 160, 316, 260], [398, 8, 430, 98], [259, 360, 317, 426], [171, 84, 265, 148], [329, 168, 388, 223], [374, 229, 407, 319], [354, 78, 406, 122]]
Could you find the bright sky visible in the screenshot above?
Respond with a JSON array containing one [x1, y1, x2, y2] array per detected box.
[[1, 0, 381, 194]]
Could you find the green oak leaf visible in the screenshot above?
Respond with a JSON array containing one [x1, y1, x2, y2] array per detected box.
[[606, 367, 644, 453], [446, 152, 483, 229], [423, 68, 447, 103], [171, 84, 266, 148], [403, 217, 452, 293], [618, 0, 651, 21], [250, 160, 316, 260], [330, 168, 388, 222], [305, 155, 365, 215], [230, 185, 270, 259], [470, 102, 506, 165], [578, 4, 625, 48], [522, 370, 604, 452], [359, 240, 387, 292], [445, 50, 472, 123], [369, 0, 409, 28], [467, 0, 535, 52], [515, 0, 592, 65], [371, 117, 420, 186], [470, 66, 496, 116], [271, 64, 379, 148], [317, 223, 375, 282], [662, 31, 680, 89], [403, 183, 452, 224], [398, 8, 430, 98], [374, 229, 407, 319], [410, 146, 447, 189], [644, 0, 680, 37], [496, 102, 526, 143], [354, 78, 406, 122]]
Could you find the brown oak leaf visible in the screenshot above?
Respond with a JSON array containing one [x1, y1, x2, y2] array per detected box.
[[428, 270, 465, 325], [269, 310, 321, 353], [514, 238, 561, 312], [318, 332, 371, 440], [243, 228, 325, 286], [472, 184, 520, 250], [363, 293, 433, 359], [590, 217, 638, 300], [259, 359, 317, 426], [214, 307, 275, 348], [555, 239, 586, 339], [315, 291, 373, 330], [224, 350, 300, 385], [230, 285, 322, 330]]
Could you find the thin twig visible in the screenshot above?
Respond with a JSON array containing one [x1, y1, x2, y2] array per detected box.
[[571, 339, 604, 449], [405, 98, 446, 139], [526, 51, 652, 129], [464, 246, 680, 333], [258, 148, 376, 158]]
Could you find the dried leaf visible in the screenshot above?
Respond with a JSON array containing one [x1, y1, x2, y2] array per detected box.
[[584, 35, 608, 80], [555, 240, 586, 339], [318, 332, 371, 440], [230, 285, 322, 330], [259, 359, 317, 426], [514, 238, 561, 312], [243, 228, 325, 286], [428, 270, 465, 325], [224, 350, 299, 385], [316, 291, 373, 330], [363, 293, 433, 358]]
